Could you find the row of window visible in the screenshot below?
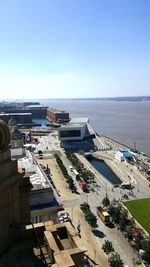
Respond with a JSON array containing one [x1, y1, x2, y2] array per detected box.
[[31, 214, 52, 223]]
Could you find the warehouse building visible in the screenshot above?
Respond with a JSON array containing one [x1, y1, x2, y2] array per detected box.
[[0, 112, 32, 124], [47, 108, 70, 123]]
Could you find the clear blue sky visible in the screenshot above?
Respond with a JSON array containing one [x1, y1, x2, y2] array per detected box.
[[0, 0, 150, 99]]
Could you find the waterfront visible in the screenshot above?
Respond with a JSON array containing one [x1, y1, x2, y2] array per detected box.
[[87, 158, 121, 185], [39, 99, 150, 156]]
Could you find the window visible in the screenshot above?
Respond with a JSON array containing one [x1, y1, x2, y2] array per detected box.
[[60, 130, 81, 138]]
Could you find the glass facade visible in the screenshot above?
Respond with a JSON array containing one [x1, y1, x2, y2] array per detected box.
[[60, 130, 81, 138]]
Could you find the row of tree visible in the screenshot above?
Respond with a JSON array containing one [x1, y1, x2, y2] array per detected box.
[[80, 202, 97, 229], [54, 153, 75, 191], [102, 196, 150, 265], [65, 152, 95, 182], [80, 201, 124, 266], [102, 240, 123, 267]]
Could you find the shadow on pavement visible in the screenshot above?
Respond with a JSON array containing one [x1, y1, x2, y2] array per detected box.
[[107, 222, 115, 229], [92, 229, 105, 238]]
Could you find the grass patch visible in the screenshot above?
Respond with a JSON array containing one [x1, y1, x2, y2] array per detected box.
[[123, 198, 150, 235]]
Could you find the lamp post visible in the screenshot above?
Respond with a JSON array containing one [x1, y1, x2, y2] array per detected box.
[[93, 249, 96, 267], [71, 207, 73, 221]]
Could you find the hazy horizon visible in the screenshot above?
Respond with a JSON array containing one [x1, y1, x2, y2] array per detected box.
[[1, 96, 150, 101]]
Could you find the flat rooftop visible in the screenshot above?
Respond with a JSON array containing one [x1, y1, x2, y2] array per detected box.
[[70, 117, 89, 124], [0, 112, 32, 116], [121, 150, 134, 157], [18, 157, 50, 190], [59, 117, 89, 130], [27, 105, 48, 108], [60, 123, 86, 129]]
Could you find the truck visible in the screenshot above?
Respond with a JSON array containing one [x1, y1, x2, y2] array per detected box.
[[120, 182, 132, 189], [72, 169, 80, 180], [96, 206, 110, 224], [69, 165, 73, 171]]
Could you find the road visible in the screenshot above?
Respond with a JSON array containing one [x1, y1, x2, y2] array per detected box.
[[34, 132, 150, 266], [63, 188, 139, 266], [60, 153, 141, 266]]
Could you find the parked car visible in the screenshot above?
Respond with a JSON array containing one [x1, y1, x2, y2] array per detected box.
[[58, 212, 71, 223]]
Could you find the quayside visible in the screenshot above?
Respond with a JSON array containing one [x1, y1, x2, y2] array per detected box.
[[87, 158, 121, 185]]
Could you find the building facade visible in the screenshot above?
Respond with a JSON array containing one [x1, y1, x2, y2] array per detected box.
[[0, 113, 32, 124], [18, 151, 61, 224], [47, 108, 70, 123], [0, 120, 31, 254]]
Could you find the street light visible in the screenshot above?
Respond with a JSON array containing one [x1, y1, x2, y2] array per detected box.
[[93, 249, 96, 267], [71, 207, 73, 221]]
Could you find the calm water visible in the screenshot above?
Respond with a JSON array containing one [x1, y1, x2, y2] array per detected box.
[[39, 99, 150, 156], [87, 158, 121, 185]]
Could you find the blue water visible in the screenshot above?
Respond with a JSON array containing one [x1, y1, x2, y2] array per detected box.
[[88, 158, 121, 185], [22, 98, 150, 155], [33, 118, 50, 128], [38, 99, 150, 156]]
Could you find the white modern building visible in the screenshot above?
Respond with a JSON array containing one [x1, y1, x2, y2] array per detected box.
[[58, 118, 96, 152], [58, 117, 89, 141]]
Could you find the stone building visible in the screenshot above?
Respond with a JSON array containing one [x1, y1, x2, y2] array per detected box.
[[0, 120, 31, 255], [0, 120, 86, 266]]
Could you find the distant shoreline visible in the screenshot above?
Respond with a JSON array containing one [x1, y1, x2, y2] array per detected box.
[[1, 96, 150, 102]]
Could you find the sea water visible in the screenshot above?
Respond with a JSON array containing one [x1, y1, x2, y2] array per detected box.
[[39, 99, 150, 156]]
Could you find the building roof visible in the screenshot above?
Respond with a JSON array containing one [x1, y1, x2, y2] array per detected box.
[[60, 123, 85, 129], [27, 105, 48, 108], [121, 150, 134, 157], [70, 117, 89, 124], [48, 108, 68, 114], [0, 113, 32, 116], [59, 117, 89, 130], [18, 157, 50, 189], [102, 211, 109, 217]]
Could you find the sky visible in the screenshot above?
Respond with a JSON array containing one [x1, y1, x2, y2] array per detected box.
[[0, 0, 150, 99]]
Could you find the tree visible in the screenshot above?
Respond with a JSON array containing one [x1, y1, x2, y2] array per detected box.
[[102, 195, 110, 208], [142, 240, 150, 265], [38, 150, 43, 155], [80, 202, 90, 213], [85, 212, 97, 229], [67, 178, 74, 190], [108, 204, 121, 224], [102, 240, 114, 256], [124, 225, 133, 241], [108, 252, 124, 267], [119, 210, 128, 231], [134, 235, 141, 250]]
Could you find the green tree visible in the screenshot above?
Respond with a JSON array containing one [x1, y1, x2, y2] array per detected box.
[[80, 202, 90, 213], [108, 205, 121, 224], [124, 225, 133, 241], [102, 240, 114, 256], [142, 240, 150, 265], [102, 195, 110, 207], [38, 150, 43, 155], [85, 212, 97, 229], [119, 210, 128, 231], [108, 252, 123, 267], [134, 235, 141, 250]]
